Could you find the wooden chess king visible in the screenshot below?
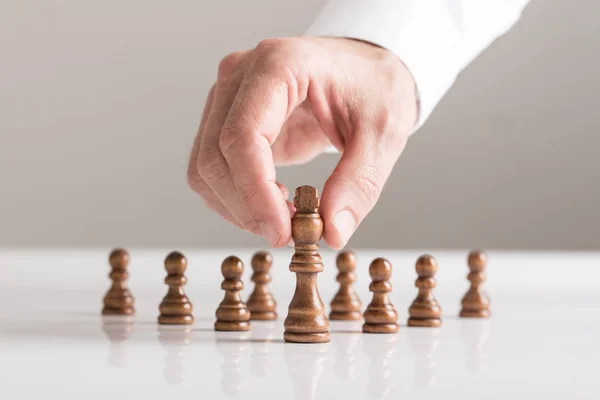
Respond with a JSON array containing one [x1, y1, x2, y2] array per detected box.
[[283, 186, 330, 344]]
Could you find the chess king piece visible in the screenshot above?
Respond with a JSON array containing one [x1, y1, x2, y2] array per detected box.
[[102, 248, 135, 315], [407, 255, 442, 327], [329, 250, 362, 321], [362, 258, 399, 333], [246, 251, 277, 320], [460, 250, 491, 318], [158, 251, 194, 325], [215, 256, 251, 331], [283, 186, 330, 343]]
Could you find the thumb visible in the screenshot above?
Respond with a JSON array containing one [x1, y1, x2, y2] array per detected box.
[[320, 131, 408, 250]]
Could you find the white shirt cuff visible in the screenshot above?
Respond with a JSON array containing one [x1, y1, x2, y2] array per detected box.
[[305, 0, 528, 134]]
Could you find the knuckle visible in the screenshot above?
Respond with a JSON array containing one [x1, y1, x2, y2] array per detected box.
[[197, 148, 227, 182], [217, 51, 244, 80]]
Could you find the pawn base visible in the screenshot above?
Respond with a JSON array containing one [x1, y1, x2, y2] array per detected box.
[[460, 309, 491, 318], [215, 320, 251, 331], [249, 311, 277, 321], [362, 323, 399, 334], [407, 317, 441, 327], [283, 331, 330, 343], [158, 314, 194, 325], [102, 307, 135, 316], [329, 311, 362, 321]]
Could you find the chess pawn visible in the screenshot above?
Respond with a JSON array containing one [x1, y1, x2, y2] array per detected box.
[[407, 255, 442, 327], [460, 250, 491, 318], [329, 250, 362, 321], [102, 248, 135, 315], [246, 251, 277, 320], [362, 258, 399, 333], [284, 186, 330, 343], [215, 256, 251, 331], [158, 251, 194, 325]]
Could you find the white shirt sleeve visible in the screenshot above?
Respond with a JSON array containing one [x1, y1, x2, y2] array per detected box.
[[305, 0, 531, 133]]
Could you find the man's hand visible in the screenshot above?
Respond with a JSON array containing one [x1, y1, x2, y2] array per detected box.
[[187, 37, 417, 249]]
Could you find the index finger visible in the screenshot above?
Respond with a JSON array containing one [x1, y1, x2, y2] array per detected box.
[[218, 71, 307, 247]]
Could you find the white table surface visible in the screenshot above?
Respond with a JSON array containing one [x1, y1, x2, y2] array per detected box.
[[1, 248, 599, 399]]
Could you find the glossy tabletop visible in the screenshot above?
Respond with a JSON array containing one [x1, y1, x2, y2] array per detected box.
[[1, 249, 599, 399]]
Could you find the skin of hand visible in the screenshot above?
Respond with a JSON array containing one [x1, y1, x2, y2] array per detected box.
[[187, 37, 417, 250]]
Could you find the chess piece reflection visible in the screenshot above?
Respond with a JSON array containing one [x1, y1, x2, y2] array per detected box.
[[363, 334, 398, 398], [102, 248, 134, 315], [461, 319, 491, 374], [215, 256, 251, 331], [158, 325, 192, 385], [216, 332, 251, 396], [330, 250, 362, 321], [284, 342, 328, 400], [250, 321, 275, 378], [363, 258, 399, 333], [102, 315, 134, 368], [158, 251, 194, 325], [334, 332, 360, 380], [407, 255, 442, 327], [460, 250, 491, 318], [247, 251, 277, 320], [408, 328, 440, 388]]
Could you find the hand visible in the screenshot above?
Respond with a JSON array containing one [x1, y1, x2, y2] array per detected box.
[[187, 37, 417, 249]]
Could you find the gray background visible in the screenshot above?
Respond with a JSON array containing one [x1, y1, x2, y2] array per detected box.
[[1, 0, 598, 249]]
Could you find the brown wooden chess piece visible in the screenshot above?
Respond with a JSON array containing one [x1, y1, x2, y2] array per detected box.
[[460, 250, 491, 318], [158, 251, 194, 325], [283, 186, 330, 343], [362, 258, 398, 333], [102, 248, 135, 315], [247, 251, 277, 321], [215, 256, 251, 331], [329, 250, 362, 321], [408, 254, 442, 327]]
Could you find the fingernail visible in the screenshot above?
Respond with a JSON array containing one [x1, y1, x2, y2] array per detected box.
[[333, 210, 356, 247], [286, 238, 294, 247], [260, 223, 281, 247]]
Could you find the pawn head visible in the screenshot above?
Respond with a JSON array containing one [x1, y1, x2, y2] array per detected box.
[[165, 251, 187, 274], [468, 250, 487, 272], [416, 254, 438, 277], [369, 257, 392, 281], [336, 250, 357, 273], [109, 248, 129, 270], [251, 251, 272, 272], [222, 255, 244, 279]]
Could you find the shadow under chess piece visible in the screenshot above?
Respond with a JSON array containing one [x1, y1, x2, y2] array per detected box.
[[460, 250, 491, 318], [158, 251, 194, 325], [363, 258, 399, 334], [284, 186, 330, 343], [247, 251, 277, 321], [330, 250, 362, 321], [407, 255, 442, 327], [102, 315, 134, 368], [408, 328, 440, 388], [216, 332, 251, 396], [102, 248, 135, 315], [284, 342, 328, 400], [215, 256, 251, 331], [158, 325, 192, 385], [363, 334, 398, 398]]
